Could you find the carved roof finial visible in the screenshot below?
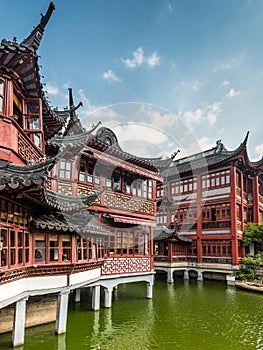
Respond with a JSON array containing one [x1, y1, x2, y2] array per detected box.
[[21, 2, 56, 51], [63, 88, 85, 136], [243, 131, 250, 147]]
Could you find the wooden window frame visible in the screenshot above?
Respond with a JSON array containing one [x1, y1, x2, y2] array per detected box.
[[79, 159, 100, 186], [59, 161, 72, 180], [112, 171, 122, 191], [170, 177, 197, 195], [23, 98, 44, 150], [202, 170, 230, 190], [0, 228, 30, 269]]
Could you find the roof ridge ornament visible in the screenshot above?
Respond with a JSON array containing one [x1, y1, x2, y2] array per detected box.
[[20, 2, 56, 51], [242, 131, 250, 147], [63, 88, 86, 136]]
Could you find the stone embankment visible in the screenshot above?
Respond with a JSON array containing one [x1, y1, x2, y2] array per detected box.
[[235, 280, 263, 293], [235, 267, 263, 293]]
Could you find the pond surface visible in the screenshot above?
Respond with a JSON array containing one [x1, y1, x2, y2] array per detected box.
[[1, 279, 263, 350]]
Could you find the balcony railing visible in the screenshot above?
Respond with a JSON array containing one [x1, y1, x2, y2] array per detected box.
[[154, 255, 234, 264], [16, 123, 43, 163], [202, 221, 231, 229], [101, 256, 152, 275], [104, 191, 155, 216]]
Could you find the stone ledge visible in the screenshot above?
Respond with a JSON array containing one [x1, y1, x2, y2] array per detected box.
[[235, 281, 263, 293]]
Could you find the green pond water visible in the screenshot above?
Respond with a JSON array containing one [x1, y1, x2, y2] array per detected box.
[[0, 278, 263, 350]]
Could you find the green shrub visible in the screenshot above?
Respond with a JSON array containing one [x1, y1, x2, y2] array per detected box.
[[236, 255, 261, 281]]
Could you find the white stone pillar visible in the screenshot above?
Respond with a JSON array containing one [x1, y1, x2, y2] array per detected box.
[[104, 287, 113, 308], [226, 275, 235, 286], [197, 270, 203, 282], [92, 285, 100, 311], [75, 288, 81, 303], [57, 333, 66, 350], [12, 296, 28, 347], [55, 291, 70, 335], [146, 282, 153, 299], [183, 270, 189, 280], [167, 269, 174, 283]]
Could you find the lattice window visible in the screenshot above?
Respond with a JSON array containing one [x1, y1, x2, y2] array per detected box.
[[59, 161, 72, 180], [202, 170, 230, 189], [23, 98, 43, 150], [79, 159, 99, 184], [170, 177, 197, 195], [0, 199, 28, 226], [18, 132, 42, 163], [202, 203, 231, 221]]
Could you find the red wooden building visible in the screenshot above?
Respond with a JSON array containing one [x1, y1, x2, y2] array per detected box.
[[155, 135, 263, 266], [0, 3, 162, 346]]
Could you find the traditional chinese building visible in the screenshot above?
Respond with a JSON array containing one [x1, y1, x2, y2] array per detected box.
[[154, 135, 263, 282], [0, 3, 162, 347]]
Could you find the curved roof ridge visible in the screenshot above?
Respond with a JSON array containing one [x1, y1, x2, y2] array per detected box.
[[20, 2, 55, 51], [44, 186, 106, 212], [0, 158, 56, 191]]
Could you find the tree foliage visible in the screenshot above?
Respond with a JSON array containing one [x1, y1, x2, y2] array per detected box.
[[236, 255, 261, 281], [243, 222, 263, 251]]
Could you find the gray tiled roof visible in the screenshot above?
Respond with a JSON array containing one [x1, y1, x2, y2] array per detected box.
[[0, 158, 55, 190], [30, 212, 111, 237]]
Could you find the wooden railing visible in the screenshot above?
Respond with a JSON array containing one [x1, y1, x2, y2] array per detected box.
[[202, 221, 231, 229], [78, 185, 155, 216], [101, 256, 152, 275], [103, 191, 155, 215]]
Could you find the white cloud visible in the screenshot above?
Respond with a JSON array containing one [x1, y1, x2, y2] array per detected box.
[[222, 80, 230, 87], [77, 89, 102, 119], [183, 102, 222, 129], [226, 88, 240, 98], [122, 47, 144, 68], [213, 63, 230, 73], [45, 82, 59, 95], [180, 137, 216, 158], [122, 47, 160, 69], [147, 52, 160, 68], [255, 144, 263, 157], [184, 109, 203, 125], [102, 69, 121, 83], [190, 80, 205, 92], [213, 55, 245, 73]]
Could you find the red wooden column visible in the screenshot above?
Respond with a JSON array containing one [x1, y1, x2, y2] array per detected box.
[[149, 226, 154, 270], [168, 240, 173, 263], [240, 172, 244, 232], [240, 173, 245, 258], [230, 166, 238, 265], [196, 172, 202, 263], [253, 175, 260, 225]]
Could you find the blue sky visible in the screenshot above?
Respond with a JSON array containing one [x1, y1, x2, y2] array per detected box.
[[1, 0, 263, 160]]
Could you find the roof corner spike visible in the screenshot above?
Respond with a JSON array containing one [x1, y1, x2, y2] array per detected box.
[[21, 2, 56, 51], [68, 87, 74, 108], [243, 131, 250, 146], [63, 88, 85, 136]]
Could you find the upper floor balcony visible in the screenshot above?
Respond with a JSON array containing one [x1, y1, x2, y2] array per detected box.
[[0, 115, 43, 164]]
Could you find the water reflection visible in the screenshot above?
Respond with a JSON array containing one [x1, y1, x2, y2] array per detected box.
[[89, 287, 155, 350], [57, 334, 66, 350], [92, 311, 100, 336], [0, 281, 263, 350]]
